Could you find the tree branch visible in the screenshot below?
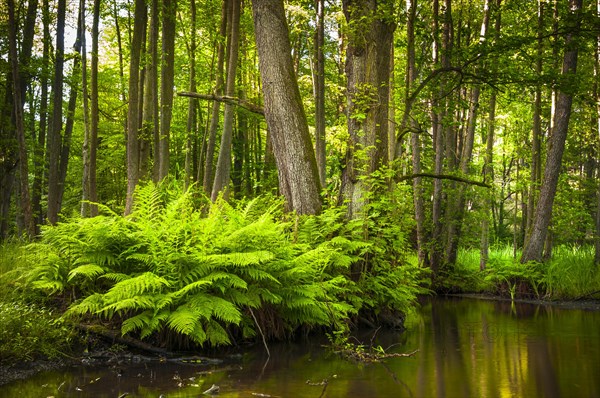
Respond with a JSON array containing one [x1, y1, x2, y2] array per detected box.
[[398, 173, 491, 188], [177, 91, 264, 116]]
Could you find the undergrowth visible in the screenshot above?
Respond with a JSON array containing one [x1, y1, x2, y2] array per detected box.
[[15, 182, 428, 350], [443, 244, 600, 300]]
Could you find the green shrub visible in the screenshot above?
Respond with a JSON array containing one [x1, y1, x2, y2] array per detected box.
[[22, 182, 426, 348]]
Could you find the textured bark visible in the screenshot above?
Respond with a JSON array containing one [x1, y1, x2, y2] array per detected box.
[[124, 0, 147, 215], [184, 0, 198, 190], [314, 0, 326, 187], [7, 0, 35, 238], [158, 0, 177, 181], [251, 0, 322, 215], [407, 0, 427, 265], [521, 0, 583, 263], [526, 0, 544, 239], [46, 0, 66, 225], [143, 0, 159, 182], [212, 0, 241, 201], [340, 0, 395, 219], [203, 0, 229, 194], [89, 0, 100, 216], [595, 0, 600, 266]]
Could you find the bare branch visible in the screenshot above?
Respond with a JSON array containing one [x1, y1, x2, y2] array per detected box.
[[177, 91, 264, 116], [398, 173, 491, 188]]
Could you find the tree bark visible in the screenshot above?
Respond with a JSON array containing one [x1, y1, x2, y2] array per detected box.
[[124, 0, 147, 215], [521, 0, 583, 263], [212, 0, 241, 201], [47, 0, 66, 225], [158, 0, 177, 181], [7, 0, 35, 238], [203, 0, 229, 195], [251, 0, 322, 215], [314, 0, 326, 187], [184, 0, 198, 191], [340, 0, 395, 219]]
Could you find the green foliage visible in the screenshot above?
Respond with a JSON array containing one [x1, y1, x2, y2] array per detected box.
[[22, 182, 425, 348], [0, 301, 77, 363]]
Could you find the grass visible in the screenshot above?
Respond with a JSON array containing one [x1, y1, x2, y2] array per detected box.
[[447, 244, 600, 301], [0, 242, 79, 364]]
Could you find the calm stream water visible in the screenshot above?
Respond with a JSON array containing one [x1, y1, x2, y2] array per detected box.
[[2, 296, 600, 397]]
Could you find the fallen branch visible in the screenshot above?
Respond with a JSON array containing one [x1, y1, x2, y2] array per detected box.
[[177, 92, 264, 116], [397, 173, 491, 188], [76, 324, 170, 356]]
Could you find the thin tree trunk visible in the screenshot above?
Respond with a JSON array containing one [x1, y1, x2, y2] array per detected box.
[[125, 0, 147, 215], [251, 0, 322, 215], [158, 0, 177, 181], [594, 0, 600, 266], [521, 0, 583, 263], [184, 0, 198, 190], [89, 0, 100, 216], [7, 0, 35, 238], [212, 0, 241, 201], [314, 0, 326, 187], [407, 0, 427, 266], [203, 0, 229, 194], [81, 0, 91, 217]]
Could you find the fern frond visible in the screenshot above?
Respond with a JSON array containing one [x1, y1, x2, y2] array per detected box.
[[171, 279, 213, 300], [206, 320, 231, 345], [103, 272, 170, 303], [121, 310, 153, 335], [68, 264, 106, 282], [100, 295, 156, 317], [167, 305, 200, 336], [65, 293, 105, 317]]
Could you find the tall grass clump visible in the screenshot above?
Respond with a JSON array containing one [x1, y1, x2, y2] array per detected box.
[[22, 182, 427, 349], [544, 245, 600, 299]]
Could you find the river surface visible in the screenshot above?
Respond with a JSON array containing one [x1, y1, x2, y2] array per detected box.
[[2, 296, 600, 397]]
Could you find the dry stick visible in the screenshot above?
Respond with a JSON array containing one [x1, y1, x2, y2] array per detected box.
[[249, 308, 270, 358]]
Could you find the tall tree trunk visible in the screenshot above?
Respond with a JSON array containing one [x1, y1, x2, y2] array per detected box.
[[521, 0, 583, 263], [125, 0, 147, 215], [158, 0, 177, 181], [7, 0, 35, 238], [445, 0, 493, 266], [526, 0, 545, 240], [594, 0, 600, 266], [143, 0, 159, 183], [81, 0, 91, 217], [251, 0, 322, 215], [339, 0, 395, 219], [314, 0, 326, 187], [480, 0, 502, 271], [47, 0, 66, 224], [203, 0, 229, 194], [212, 0, 241, 201], [407, 0, 428, 265], [184, 0, 198, 190], [32, 0, 51, 229]]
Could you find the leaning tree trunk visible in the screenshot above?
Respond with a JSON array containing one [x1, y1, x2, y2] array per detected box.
[[251, 0, 322, 215], [521, 0, 583, 263]]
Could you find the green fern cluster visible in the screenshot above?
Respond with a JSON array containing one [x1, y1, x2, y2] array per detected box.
[[23, 183, 425, 348]]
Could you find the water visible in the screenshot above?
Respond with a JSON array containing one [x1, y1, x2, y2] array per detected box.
[[2, 296, 600, 397]]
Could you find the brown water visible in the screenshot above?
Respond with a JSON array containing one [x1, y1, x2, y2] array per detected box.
[[2, 296, 599, 397]]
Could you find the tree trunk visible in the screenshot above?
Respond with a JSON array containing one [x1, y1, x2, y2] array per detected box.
[[340, 0, 395, 219], [314, 0, 326, 188], [124, 0, 147, 215], [47, 0, 66, 225], [251, 0, 322, 215], [212, 0, 241, 201], [203, 0, 229, 195], [595, 0, 600, 266], [406, 0, 428, 265], [158, 0, 177, 181], [185, 0, 198, 191], [8, 0, 35, 238], [521, 0, 583, 263]]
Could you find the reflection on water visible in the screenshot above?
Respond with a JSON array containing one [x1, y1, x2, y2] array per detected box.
[[2, 296, 600, 397]]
